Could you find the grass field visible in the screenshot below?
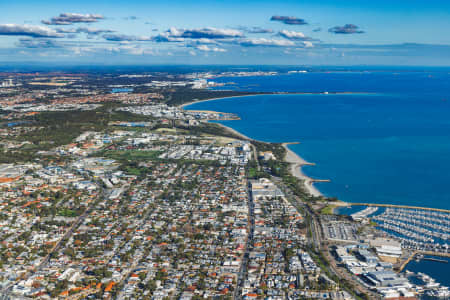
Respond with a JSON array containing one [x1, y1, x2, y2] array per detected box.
[[320, 204, 337, 215]]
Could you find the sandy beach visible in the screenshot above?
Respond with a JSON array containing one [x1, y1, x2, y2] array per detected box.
[[182, 99, 326, 197], [215, 123, 253, 141], [179, 92, 372, 109], [282, 142, 324, 197], [179, 94, 267, 109], [216, 125, 326, 198], [213, 121, 326, 197]]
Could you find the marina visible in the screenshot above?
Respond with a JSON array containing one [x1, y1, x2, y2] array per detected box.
[[372, 207, 450, 253], [350, 206, 378, 221], [185, 71, 450, 298], [404, 260, 450, 298], [348, 203, 450, 214]]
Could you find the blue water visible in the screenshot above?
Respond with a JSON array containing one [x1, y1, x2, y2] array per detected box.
[[404, 256, 450, 288], [211, 70, 450, 94], [186, 71, 450, 209], [111, 88, 133, 93], [335, 206, 370, 216]]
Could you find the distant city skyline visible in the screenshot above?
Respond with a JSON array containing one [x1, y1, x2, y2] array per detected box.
[[1, 0, 450, 65]]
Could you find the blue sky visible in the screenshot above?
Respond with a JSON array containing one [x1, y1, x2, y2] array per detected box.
[[1, 0, 450, 65]]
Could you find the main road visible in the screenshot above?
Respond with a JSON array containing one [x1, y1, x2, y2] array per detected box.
[[234, 180, 255, 299], [272, 176, 379, 299]]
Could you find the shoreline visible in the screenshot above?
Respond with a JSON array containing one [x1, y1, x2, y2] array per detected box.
[[181, 96, 329, 197], [179, 93, 271, 109], [282, 142, 324, 197], [179, 91, 375, 109], [183, 92, 450, 288], [181, 92, 450, 210], [217, 121, 326, 197], [215, 123, 253, 141]]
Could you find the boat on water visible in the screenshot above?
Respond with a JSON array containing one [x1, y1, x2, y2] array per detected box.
[[426, 280, 441, 289], [425, 286, 450, 298]]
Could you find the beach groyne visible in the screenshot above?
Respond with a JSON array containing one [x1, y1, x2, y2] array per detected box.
[[182, 98, 331, 198], [282, 142, 327, 197]]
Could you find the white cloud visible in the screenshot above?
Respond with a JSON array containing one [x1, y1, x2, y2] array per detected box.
[[278, 30, 308, 40], [196, 45, 226, 52], [157, 27, 243, 40], [239, 38, 295, 47], [303, 41, 314, 48], [103, 33, 151, 42], [0, 24, 64, 38], [42, 13, 104, 25], [152, 31, 185, 42]]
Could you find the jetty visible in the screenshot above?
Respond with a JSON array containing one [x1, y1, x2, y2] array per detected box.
[[282, 142, 328, 197], [311, 179, 331, 183], [423, 257, 448, 263], [398, 251, 419, 272], [398, 251, 450, 272]]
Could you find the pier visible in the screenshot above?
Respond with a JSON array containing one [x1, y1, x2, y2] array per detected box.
[[423, 257, 448, 263], [311, 179, 331, 183]]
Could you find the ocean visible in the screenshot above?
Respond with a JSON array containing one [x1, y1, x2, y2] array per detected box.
[[404, 255, 450, 290], [185, 69, 450, 209]]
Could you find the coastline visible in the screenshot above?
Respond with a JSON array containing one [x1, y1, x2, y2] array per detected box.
[[282, 142, 324, 197], [179, 84, 450, 290], [214, 123, 253, 141], [182, 91, 450, 209], [179, 91, 374, 109], [179, 93, 271, 109], [182, 97, 327, 198], [217, 122, 325, 198]]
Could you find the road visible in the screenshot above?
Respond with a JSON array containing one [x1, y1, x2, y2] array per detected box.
[[250, 144, 260, 171], [114, 201, 157, 299], [272, 176, 379, 299], [1, 185, 110, 299], [234, 180, 255, 299]]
